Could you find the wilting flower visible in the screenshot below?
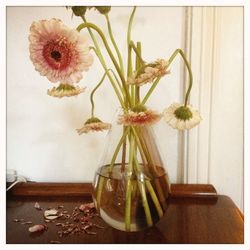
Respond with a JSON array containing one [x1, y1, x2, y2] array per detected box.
[[118, 105, 162, 126], [47, 83, 86, 98], [127, 59, 170, 86], [77, 117, 111, 134], [163, 102, 201, 130], [29, 18, 93, 84]]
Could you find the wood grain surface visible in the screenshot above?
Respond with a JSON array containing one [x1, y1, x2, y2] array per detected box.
[[6, 183, 243, 244]]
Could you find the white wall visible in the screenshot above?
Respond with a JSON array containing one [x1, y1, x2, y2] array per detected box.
[[7, 6, 243, 211], [7, 6, 183, 182]]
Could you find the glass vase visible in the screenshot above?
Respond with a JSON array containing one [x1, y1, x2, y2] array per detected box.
[[92, 117, 171, 232]]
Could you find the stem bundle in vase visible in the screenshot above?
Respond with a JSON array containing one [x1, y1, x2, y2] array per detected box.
[[28, 6, 202, 232]]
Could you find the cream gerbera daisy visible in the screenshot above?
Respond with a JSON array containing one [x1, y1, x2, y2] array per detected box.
[[127, 59, 170, 86], [47, 83, 86, 98], [77, 117, 111, 134], [163, 102, 201, 130], [118, 105, 162, 126], [29, 19, 93, 84]]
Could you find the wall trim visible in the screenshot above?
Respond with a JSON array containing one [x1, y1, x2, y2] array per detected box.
[[182, 7, 219, 184]]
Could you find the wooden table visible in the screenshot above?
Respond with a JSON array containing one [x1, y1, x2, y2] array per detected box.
[[6, 183, 244, 244]]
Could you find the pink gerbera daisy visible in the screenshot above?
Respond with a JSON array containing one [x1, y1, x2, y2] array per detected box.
[[117, 105, 162, 126], [29, 18, 93, 84], [77, 117, 111, 134]]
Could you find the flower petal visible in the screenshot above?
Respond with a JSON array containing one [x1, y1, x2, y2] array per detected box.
[[163, 102, 201, 130], [29, 19, 93, 84]]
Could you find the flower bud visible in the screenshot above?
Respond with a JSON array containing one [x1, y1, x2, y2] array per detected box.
[[95, 6, 111, 15], [71, 6, 87, 17]]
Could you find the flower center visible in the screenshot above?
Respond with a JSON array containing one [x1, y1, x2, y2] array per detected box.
[[51, 50, 61, 62], [43, 38, 73, 70], [174, 106, 193, 120], [56, 83, 75, 91], [85, 117, 102, 125]]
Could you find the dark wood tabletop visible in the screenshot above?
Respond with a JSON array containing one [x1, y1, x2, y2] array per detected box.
[[6, 183, 244, 244]]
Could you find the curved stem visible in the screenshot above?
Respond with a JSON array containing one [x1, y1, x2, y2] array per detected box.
[[141, 49, 193, 106], [77, 21, 132, 107], [90, 46, 125, 96], [169, 49, 193, 106], [105, 13, 124, 75], [179, 50, 193, 106], [90, 71, 108, 117], [81, 18, 125, 109]]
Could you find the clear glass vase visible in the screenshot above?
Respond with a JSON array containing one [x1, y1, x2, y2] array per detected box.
[[92, 116, 171, 232]]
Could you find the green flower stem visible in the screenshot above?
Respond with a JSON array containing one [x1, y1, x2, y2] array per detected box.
[[145, 180, 164, 218], [142, 48, 193, 106], [131, 127, 157, 174], [133, 135, 165, 210], [133, 154, 153, 227], [109, 69, 124, 96], [133, 42, 142, 157], [131, 127, 166, 205], [89, 46, 125, 95], [121, 126, 127, 172], [79, 17, 128, 109], [105, 14, 124, 75], [90, 71, 108, 117], [125, 179, 132, 231], [127, 7, 137, 106], [127, 7, 136, 78], [141, 76, 161, 105], [77, 21, 132, 107], [109, 127, 129, 172], [137, 181, 153, 226], [168, 49, 193, 106], [96, 127, 128, 211], [91, 46, 126, 99], [125, 130, 135, 231], [135, 42, 142, 104], [136, 128, 166, 204], [129, 41, 145, 65], [96, 175, 105, 211]]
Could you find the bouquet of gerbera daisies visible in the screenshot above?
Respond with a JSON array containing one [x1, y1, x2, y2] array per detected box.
[[29, 6, 201, 232]]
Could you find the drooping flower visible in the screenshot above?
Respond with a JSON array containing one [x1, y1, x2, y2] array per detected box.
[[163, 102, 201, 130], [47, 83, 86, 98], [29, 19, 93, 84], [127, 59, 170, 86], [77, 117, 111, 134], [118, 105, 162, 126]]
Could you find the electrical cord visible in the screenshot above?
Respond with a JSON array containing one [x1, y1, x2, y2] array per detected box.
[[6, 175, 27, 191]]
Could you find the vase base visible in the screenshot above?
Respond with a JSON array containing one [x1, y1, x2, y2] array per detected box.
[[99, 207, 147, 232]]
